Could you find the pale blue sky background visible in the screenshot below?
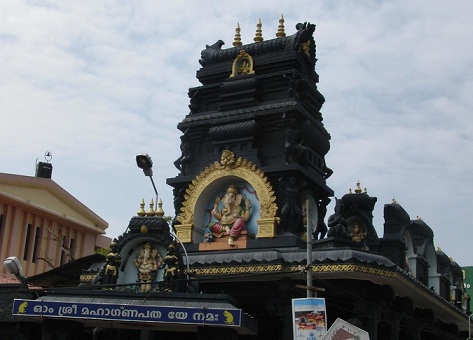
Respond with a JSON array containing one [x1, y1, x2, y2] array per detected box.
[[1, 1, 472, 265]]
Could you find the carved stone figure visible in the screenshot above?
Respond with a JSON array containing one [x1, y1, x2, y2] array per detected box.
[[174, 130, 192, 175], [351, 220, 367, 243], [283, 113, 307, 164], [279, 176, 306, 234], [294, 22, 315, 54], [323, 161, 333, 179], [312, 197, 330, 240], [134, 242, 163, 292], [293, 22, 318, 83], [327, 200, 350, 239], [237, 59, 251, 75], [163, 244, 180, 292], [210, 184, 251, 246], [188, 90, 199, 113], [101, 241, 121, 287], [199, 40, 225, 66]]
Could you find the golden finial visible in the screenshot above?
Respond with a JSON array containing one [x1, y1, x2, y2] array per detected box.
[[276, 14, 286, 38], [392, 198, 398, 205], [254, 18, 263, 43], [354, 181, 362, 194], [137, 199, 146, 217], [233, 22, 242, 47], [147, 199, 155, 217], [156, 199, 165, 217]]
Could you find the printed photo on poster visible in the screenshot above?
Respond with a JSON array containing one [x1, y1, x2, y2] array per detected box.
[[292, 298, 327, 340]]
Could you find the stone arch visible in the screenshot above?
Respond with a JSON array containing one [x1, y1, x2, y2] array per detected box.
[[175, 150, 278, 243]]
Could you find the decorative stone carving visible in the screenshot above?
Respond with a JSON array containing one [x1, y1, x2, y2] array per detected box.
[[175, 150, 278, 242], [230, 50, 255, 78]]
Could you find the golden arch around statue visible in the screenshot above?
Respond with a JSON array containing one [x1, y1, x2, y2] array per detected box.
[[175, 150, 278, 248]]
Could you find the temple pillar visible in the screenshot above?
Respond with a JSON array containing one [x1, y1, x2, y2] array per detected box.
[[175, 223, 193, 243], [257, 217, 278, 238]]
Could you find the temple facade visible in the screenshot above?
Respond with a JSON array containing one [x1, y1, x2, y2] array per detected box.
[[2, 17, 470, 340]]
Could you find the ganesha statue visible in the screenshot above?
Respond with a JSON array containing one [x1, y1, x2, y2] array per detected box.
[[209, 184, 252, 246]]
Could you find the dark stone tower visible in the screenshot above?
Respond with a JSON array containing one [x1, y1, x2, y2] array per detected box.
[[167, 19, 333, 240]]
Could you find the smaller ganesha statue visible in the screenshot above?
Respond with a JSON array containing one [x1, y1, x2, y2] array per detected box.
[[134, 242, 163, 292], [208, 184, 252, 246]]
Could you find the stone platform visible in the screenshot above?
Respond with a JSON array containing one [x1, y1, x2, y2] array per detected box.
[[198, 231, 253, 251]]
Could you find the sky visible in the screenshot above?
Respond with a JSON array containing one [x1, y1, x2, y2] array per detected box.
[[1, 1, 472, 266]]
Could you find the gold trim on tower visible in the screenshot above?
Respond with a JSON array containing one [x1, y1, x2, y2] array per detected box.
[[230, 50, 255, 78]]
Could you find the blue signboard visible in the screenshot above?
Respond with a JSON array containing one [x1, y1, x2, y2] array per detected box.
[[13, 299, 241, 327]]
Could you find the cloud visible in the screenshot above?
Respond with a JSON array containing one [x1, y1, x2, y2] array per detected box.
[[1, 1, 472, 265]]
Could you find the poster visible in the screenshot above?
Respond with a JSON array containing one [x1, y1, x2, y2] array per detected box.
[[292, 298, 327, 340], [322, 318, 370, 340]]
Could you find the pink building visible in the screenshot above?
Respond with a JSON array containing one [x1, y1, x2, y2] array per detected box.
[[0, 172, 110, 277]]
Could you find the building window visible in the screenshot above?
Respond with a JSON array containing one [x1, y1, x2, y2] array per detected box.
[[69, 238, 75, 261], [60, 242, 65, 265], [32, 226, 41, 263], [23, 224, 32, 261]]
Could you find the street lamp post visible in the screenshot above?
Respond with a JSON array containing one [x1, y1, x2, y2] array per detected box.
[[3, 256, 28, 288], [306, 200, 313, 298], [135, 153, 190, 275], [136, 154, 158, 210]]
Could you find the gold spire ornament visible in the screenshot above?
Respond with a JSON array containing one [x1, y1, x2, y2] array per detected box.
[[276, 14, 286, 38], [355, 181, 362, 194], [233, 22, 242, 47], [137, 199, 146, 217], [156, 199, 165, 217], [147, 199, 155, 217], [254, 18, 263, 43]]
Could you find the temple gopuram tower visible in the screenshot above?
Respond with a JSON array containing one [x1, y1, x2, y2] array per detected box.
[[167, 18, 333, 246], [5, 17, 469, 340]]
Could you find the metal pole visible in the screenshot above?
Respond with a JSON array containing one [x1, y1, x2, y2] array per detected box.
[[148, 176, 159, 211], [307, 199, 313, 298], [173, 233, 190, 275]]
